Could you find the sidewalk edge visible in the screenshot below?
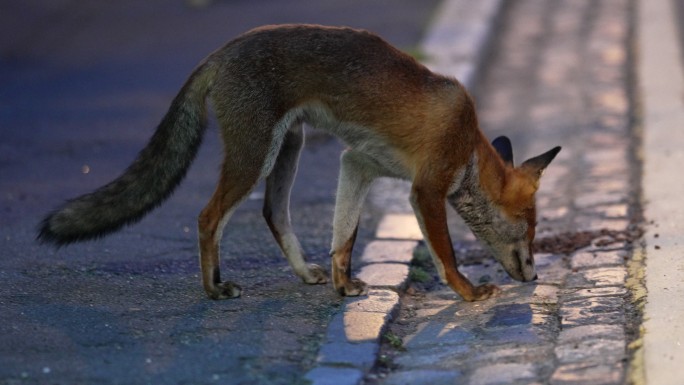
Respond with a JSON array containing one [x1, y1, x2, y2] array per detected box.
[[638, 0, 684, 384]]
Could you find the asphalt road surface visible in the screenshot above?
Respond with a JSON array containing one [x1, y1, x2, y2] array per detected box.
[[0, 1, 440, 384]]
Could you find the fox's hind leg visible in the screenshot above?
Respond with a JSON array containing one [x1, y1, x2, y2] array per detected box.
[[198, 169, 257, 299], [198, 120, 282, 299], [263, 123, 327, 284]]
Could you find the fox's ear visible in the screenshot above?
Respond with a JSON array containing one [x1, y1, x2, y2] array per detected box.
[[520, 146, 562, 181], [492, 136, 514, 166]]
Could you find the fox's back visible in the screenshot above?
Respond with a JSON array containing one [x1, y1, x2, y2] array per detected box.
[[215, 26, 467, 114], [217, 25, 430, 91], [207, 25, 472, 164]]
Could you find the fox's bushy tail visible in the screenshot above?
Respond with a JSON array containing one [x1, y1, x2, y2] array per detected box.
[[38, 60, 217, 246]]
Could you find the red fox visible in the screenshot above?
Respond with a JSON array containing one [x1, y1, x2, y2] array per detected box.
[[38, 24, 560, 301]]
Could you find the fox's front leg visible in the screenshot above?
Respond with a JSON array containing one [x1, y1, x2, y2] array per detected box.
[[330, 150, 377, 296], [410, 183, 500, 301]]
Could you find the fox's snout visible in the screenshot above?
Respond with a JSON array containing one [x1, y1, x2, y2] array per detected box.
[[494, 243, 537, 283], [521, 272, 539, 282]]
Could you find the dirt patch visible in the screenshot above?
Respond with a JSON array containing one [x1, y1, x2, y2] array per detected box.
[[533, 227, 644, 255]]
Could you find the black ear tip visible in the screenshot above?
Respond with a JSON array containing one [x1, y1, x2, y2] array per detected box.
[[492, 136, 514, 165], [492, 136, 511, 146], [540, 146, 562, 167]]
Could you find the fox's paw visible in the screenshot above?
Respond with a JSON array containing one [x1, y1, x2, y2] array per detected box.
[[335, 278, 368, 297], [206, 281, 242, 300], [468, 283, 501, 302], [301, 263, 328, 285]]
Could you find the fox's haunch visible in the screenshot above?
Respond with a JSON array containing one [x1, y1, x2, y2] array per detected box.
[[37, 61, 217, 246]]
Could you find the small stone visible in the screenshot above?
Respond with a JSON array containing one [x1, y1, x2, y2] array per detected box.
[[583, 267, 627, 286], [472, 344, 554, 366], [393, 344, 470, 370], [325, 311, 390, 344], [316, 341, 378, 370], [558, 324, 624, 344], [571, 250, 624, 269], [541, 206, 569, 221], [561, 286, 627, 301], [485, 304, 533, 328], [597, 204, 628, 219], [581, 217, 629, 232], [551, 362, 624, 385], [344, 290, 399, 314], [559, 296, 626, 327], [404, 323, 475, 349], [470, 363, 536, 385], [574, 192, 624, 208], [479, 325, 545, 346], [555, 338, 625, 364], [565, 267, 627, 289], [532, 285, 559, 304], [360, 240, 418, 264], [382, 369, 462, 385], [304, 367, 363, 385], [376, 214, 422, 240], [356, 263, 409, 290]]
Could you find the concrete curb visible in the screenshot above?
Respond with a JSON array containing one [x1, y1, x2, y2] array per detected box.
[[304, 1, 504, 384], [638, 0, 684, 383], [421, 0, 504, 89]]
